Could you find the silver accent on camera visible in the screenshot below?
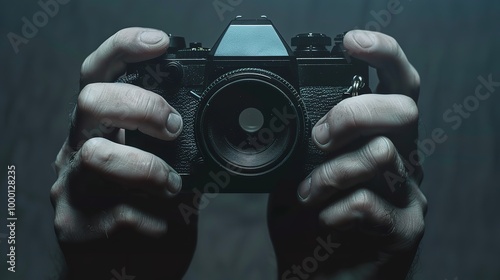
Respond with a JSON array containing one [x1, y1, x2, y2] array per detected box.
[[345, 75, 365, 97], [189, 90, 202, 100]]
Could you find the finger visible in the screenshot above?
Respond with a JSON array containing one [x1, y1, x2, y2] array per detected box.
[[98, 204, 168, 238], [319, 188, 396, 236], [54, 201, 167, 242], [312, 94, 418, 152], [80, 27, 169, 87], [319, 188, 425, 251], [298, 137, 407, 205], [343, 30, 420, 100], [70, 137, 182, 196], [69, 83, 183, 149]]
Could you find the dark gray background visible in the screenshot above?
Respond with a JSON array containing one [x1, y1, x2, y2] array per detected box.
[[1, 0, 499, 279]]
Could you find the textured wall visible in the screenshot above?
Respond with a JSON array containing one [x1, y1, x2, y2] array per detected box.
[[1, 0, 499, 279]]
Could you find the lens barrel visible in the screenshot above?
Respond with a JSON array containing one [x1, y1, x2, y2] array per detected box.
[[196, 68, 307, 177]]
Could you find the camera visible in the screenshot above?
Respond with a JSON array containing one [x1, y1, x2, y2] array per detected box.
[[122, 16, 370, 193]]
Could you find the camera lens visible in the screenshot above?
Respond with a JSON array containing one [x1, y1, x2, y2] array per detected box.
[[196, 68, 306, 176]]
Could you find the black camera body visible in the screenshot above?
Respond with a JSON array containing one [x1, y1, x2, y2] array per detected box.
[[122, 17, 369, 193]]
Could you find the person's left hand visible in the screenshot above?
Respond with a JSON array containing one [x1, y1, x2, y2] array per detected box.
[[268, 30, 427, 280]]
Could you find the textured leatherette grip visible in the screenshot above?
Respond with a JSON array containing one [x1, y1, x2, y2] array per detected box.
[[300, 86, 346, 176], [118, 73, 201, 175]]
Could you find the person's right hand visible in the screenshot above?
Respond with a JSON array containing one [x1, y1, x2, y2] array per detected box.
[[50, 28, 197, 280]]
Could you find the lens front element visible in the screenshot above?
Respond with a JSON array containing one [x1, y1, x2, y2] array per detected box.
[[239, 107, 264, 133]]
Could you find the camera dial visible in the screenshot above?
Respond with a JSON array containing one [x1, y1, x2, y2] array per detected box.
[[292, 33, 332, 57]]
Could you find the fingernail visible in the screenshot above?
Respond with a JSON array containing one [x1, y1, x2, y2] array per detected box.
[[313, 123, 330, 146], [352, 31, 374, 49], [167, 172, 182, 194], [298, 176, 312, 201], [166, 113, 182, 135], [140, 30, 165, 45]]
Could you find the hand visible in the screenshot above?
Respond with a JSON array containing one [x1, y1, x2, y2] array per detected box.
[[268, 30, 427, 280], [50, 28, 197, 280]]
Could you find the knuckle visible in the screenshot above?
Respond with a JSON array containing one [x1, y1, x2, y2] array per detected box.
[[378, 33, 401, 59], [363, 136, 397, 169], [127, 150, 164, 184], [138, 91, 164, 125], [411, 67, 421, 87], [120, 86, 168, 129], [350, 189, 377, 213], [113, 205, 131, 223], [79, 138, 111, 169], [79, 55, 93, 83], [331, 100, 359, 131], [396, 95, 419, 126], [143, 154, 159, 181], [412, 188, 428, 216], [110, 205, 166, 235], [111, 28, 146, 54], [78, 84, 103, 116], [409, 67, 421, 97], [316, 162, 342, 192], [49, 179, 65, 207], [319, 160, 353, 192], [348, 189, 397, 234], [378, 33, 407, 69], [111, 205, 126, 225], [112, 205, 139, 230], [386, 35, 400, 54], [110, 29, 134, 54]]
